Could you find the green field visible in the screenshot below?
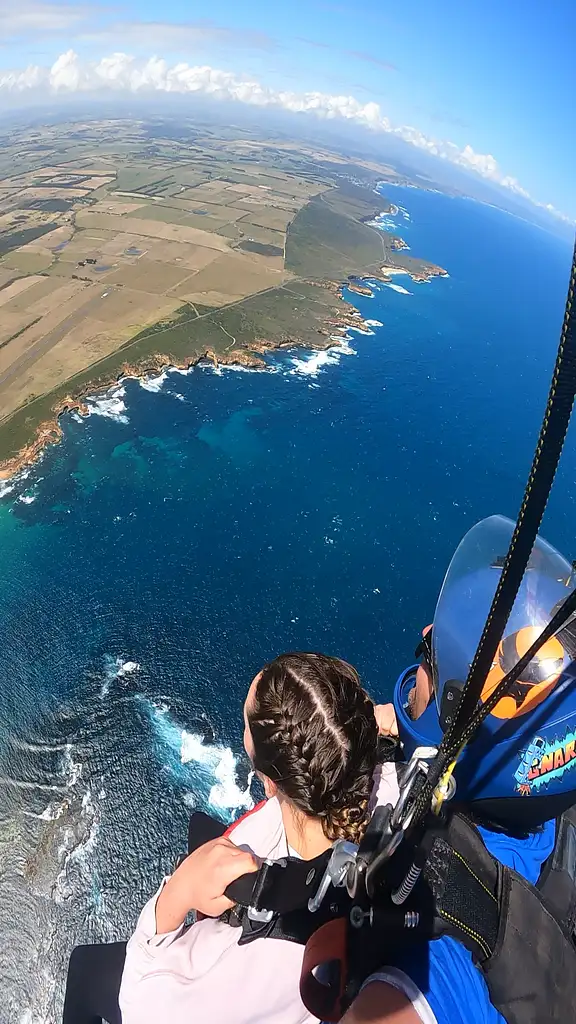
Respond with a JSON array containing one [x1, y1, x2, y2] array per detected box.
[[0, 223, 57, 259], [285, 188, 385, 279]]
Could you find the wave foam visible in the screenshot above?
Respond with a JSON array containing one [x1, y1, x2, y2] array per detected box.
[[61, 743, 82, 787], [53, 785, 100, 904], [143, 697, 254, 818], [347, 325, 375, 336], [39, 799, 68, 822], [289, 340, 356, 378], [18, 493, 36, 504], [0, 481, 15, 500], [385, 283, 412, 295], [101, 655, 140, 697], [139, 370, 168, 393], [203, 362, 271, 376], [86, 387, 129, 425]]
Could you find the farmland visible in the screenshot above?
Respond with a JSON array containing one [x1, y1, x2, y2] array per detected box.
[[0, 116, 441, 467]]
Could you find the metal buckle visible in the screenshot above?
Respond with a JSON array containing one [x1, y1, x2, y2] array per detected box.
[[247, 858, 285, 924], [363, 746, 438, 894], [308, 839, 358, 913]]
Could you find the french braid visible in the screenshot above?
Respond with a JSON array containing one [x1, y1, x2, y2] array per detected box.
[[248, 653, 378, 846]]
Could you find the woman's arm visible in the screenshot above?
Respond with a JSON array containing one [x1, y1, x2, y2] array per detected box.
[[155, 835, 259, 933]]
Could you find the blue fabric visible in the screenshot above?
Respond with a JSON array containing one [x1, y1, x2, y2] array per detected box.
[[394, 819, 556, 1024]]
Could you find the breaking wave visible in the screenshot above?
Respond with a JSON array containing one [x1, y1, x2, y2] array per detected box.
[[289, 340, 357, 378], [85, 387, 129, 425], [385, 283, 412, 295], [100, 655, 140, 698], [139, 371, 169, 393], [140, 696, 254, 820]]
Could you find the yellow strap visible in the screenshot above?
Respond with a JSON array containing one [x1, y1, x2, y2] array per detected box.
[[432, 758, 458, 814]]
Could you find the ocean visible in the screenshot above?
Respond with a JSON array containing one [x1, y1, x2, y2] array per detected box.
[[0, 185, 573, 1022]]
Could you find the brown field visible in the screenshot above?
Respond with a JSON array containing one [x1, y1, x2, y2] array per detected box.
[[229, 196, 277, 210], [178, 184, 239, 206], [8, 278, 86, 316], [0, 312, 36, 346], [2, 291, 181, 416], [107, 259, 193, 293], [155, 199, 247, 221], [125, 205, 230, 232], [238, 250, 285, 272], [224, 183, 266, 196], [95, 200, 149, 216], [79, 288, 179, 327], [175, 251, 291, 303], [80, 176, 114, 190], [0, 281, 95, 378], [0, 268, 17, 289], [76, 211, 231, 250], [0, 276, 44, 308], [141, 240, 221, 271], [2, 248, 54, 274], [239, 208, 295, 232], [37, 225, 75, 250], [16, 186, 90, 201], [237, 224, 286, 247], [24, 166, 69, 178], [58, 232, 117, 259]]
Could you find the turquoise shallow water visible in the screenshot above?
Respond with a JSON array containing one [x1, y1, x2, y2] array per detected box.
[[0, 186, 573, 1021]]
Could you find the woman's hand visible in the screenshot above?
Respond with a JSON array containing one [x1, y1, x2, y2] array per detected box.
[[374, 703, 399, 738], [155, 836, 259, 934]]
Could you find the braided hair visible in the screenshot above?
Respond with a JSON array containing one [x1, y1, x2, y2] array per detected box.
[[247, 652, 378, 846]]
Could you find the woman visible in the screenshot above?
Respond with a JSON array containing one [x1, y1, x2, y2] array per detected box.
[[118, 652, 394, 1024]]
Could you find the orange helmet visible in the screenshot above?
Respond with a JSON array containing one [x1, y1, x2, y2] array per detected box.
[[481, 626, 566, 719]]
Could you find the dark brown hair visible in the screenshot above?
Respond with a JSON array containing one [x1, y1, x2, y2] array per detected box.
[[247, 652, 378, 845]]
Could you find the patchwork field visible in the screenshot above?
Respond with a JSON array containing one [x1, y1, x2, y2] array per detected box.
[[0, 116, 421, 464]]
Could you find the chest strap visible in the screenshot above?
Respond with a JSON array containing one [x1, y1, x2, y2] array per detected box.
[[223, 849, 354, 944]]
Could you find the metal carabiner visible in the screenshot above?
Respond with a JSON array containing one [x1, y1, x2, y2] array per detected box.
[[308, 839, 358, 913]]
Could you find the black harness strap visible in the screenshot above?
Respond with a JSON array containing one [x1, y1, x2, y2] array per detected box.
[[225, 850, 330, 915]]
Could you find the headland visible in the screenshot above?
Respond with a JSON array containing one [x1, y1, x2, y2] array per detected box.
[[0, 118, 447, 480]]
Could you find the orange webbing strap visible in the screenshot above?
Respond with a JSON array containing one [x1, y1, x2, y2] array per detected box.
[[300, 917, 349, 1023]]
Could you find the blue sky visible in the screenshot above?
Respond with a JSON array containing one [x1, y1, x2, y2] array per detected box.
[[1, 0, 575, 219]]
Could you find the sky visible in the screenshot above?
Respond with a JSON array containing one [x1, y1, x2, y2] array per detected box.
[[1, 0, 575, 221]]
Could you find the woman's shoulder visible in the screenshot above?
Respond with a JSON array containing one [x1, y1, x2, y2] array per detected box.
[[226, 797, 287, 859]]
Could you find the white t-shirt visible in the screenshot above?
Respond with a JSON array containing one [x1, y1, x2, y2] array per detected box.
[[119, 763, 400, 1024]]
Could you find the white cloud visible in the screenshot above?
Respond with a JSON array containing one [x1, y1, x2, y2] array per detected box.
[[0, 49, 569, 222], [81, 20, 275, 52], [0, 0, 94, 38]]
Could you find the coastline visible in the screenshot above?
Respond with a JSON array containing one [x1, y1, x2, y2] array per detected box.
[[0, 204, 448, 485], [0, 289, 371, 482]]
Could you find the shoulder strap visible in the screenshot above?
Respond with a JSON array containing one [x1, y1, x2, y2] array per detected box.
[[536, 805, 576, 936], [424, 811, 501, 961], [423, 812, 576, 1024]]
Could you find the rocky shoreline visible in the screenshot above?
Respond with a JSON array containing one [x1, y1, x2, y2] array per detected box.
[[0, 295, 376, 483], [0, 238, 448, 485]]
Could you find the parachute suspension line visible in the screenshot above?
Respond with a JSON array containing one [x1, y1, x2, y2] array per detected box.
[[438, 585, 576, 773], [414, 239, 576, 825]]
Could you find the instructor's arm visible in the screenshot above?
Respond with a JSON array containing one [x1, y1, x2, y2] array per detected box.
[[342, 982, 421, 1024]]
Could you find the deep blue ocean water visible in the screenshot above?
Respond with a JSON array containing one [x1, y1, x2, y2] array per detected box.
[[0, 186, 573, 1020]]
